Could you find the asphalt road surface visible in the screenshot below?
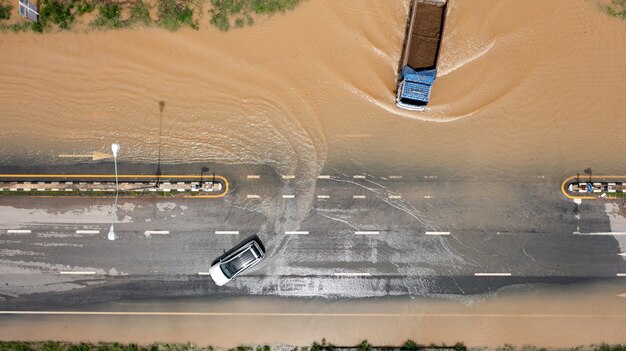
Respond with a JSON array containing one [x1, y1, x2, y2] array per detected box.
[[0, 162, 625, 308]]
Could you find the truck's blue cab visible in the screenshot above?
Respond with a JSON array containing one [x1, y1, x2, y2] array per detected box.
[[396, 66, 437, 110]]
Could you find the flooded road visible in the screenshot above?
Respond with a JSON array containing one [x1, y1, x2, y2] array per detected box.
[[1, 1, 626, 345], [1, 280, 626, 348]]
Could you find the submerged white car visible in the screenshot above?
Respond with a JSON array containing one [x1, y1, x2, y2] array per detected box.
[[209, 237, 265, 286]]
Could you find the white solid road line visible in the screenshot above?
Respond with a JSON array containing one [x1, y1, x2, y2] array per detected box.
[[285, 231, 309, 235], [282, 175, 295, 179], [215, 231, 239, 235], [282, 195, 295, 199], [317, 195, 330, 199], [474, 273, 512, 277], [353, 195, 366, 199], [246, 175, 260, 179], [317, 175, 331, 179], [355, 231, 379, 235], [574, 232, 626, 235], [425, 231, 450, 235], [334, 272, 371, 277], [59, 271, 97, 275], [246, 194, 260, 199], [76, 230, 100, 234], [6, 229, 31, 234]]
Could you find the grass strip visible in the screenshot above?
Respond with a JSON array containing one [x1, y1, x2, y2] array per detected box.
[[0, 341, 625, 351]]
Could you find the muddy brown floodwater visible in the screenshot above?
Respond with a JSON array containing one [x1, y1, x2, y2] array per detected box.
[[0, 280, 625, 348], [1, 0, 625, 174], [1, 0, 626, 346]]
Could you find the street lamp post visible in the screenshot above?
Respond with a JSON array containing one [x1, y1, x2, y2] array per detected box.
[[108, 143, 120, 241]]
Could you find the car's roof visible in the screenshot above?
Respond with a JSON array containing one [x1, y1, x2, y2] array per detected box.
[[222, 240, 264, 276]]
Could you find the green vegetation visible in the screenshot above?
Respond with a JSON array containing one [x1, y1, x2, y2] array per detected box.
[[209, 0, 301, 31], [0, 20, 32, 32], [92, 3, 122, 28], [157, 0, 197, 31], [402, 340, 419, 351], [356, 341, 372, 351], [308, 339, 335, 351], [453, 342, 467, 351], [38, 0, 77, 30], [597, 344, 626, 351], [605, 191, 626, 198], [129, 0, 151, 26], [604, 0, 626, 18], [1, 0, 303, 32], [76, 0, 95, 15], [0, 0, 12, 20]]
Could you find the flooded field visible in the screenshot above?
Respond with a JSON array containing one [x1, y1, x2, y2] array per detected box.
[[1, 280, 625, 348]]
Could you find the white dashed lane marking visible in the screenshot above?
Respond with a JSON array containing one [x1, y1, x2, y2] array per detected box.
[[144, 231, 169, 237], [76, 230, 100, 234], [425, 231, 450, 235], [285, 231, 309, 235], [474, 273, 511, 277], [6, 229, 31, 234], [215, 231, 239, 235]]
